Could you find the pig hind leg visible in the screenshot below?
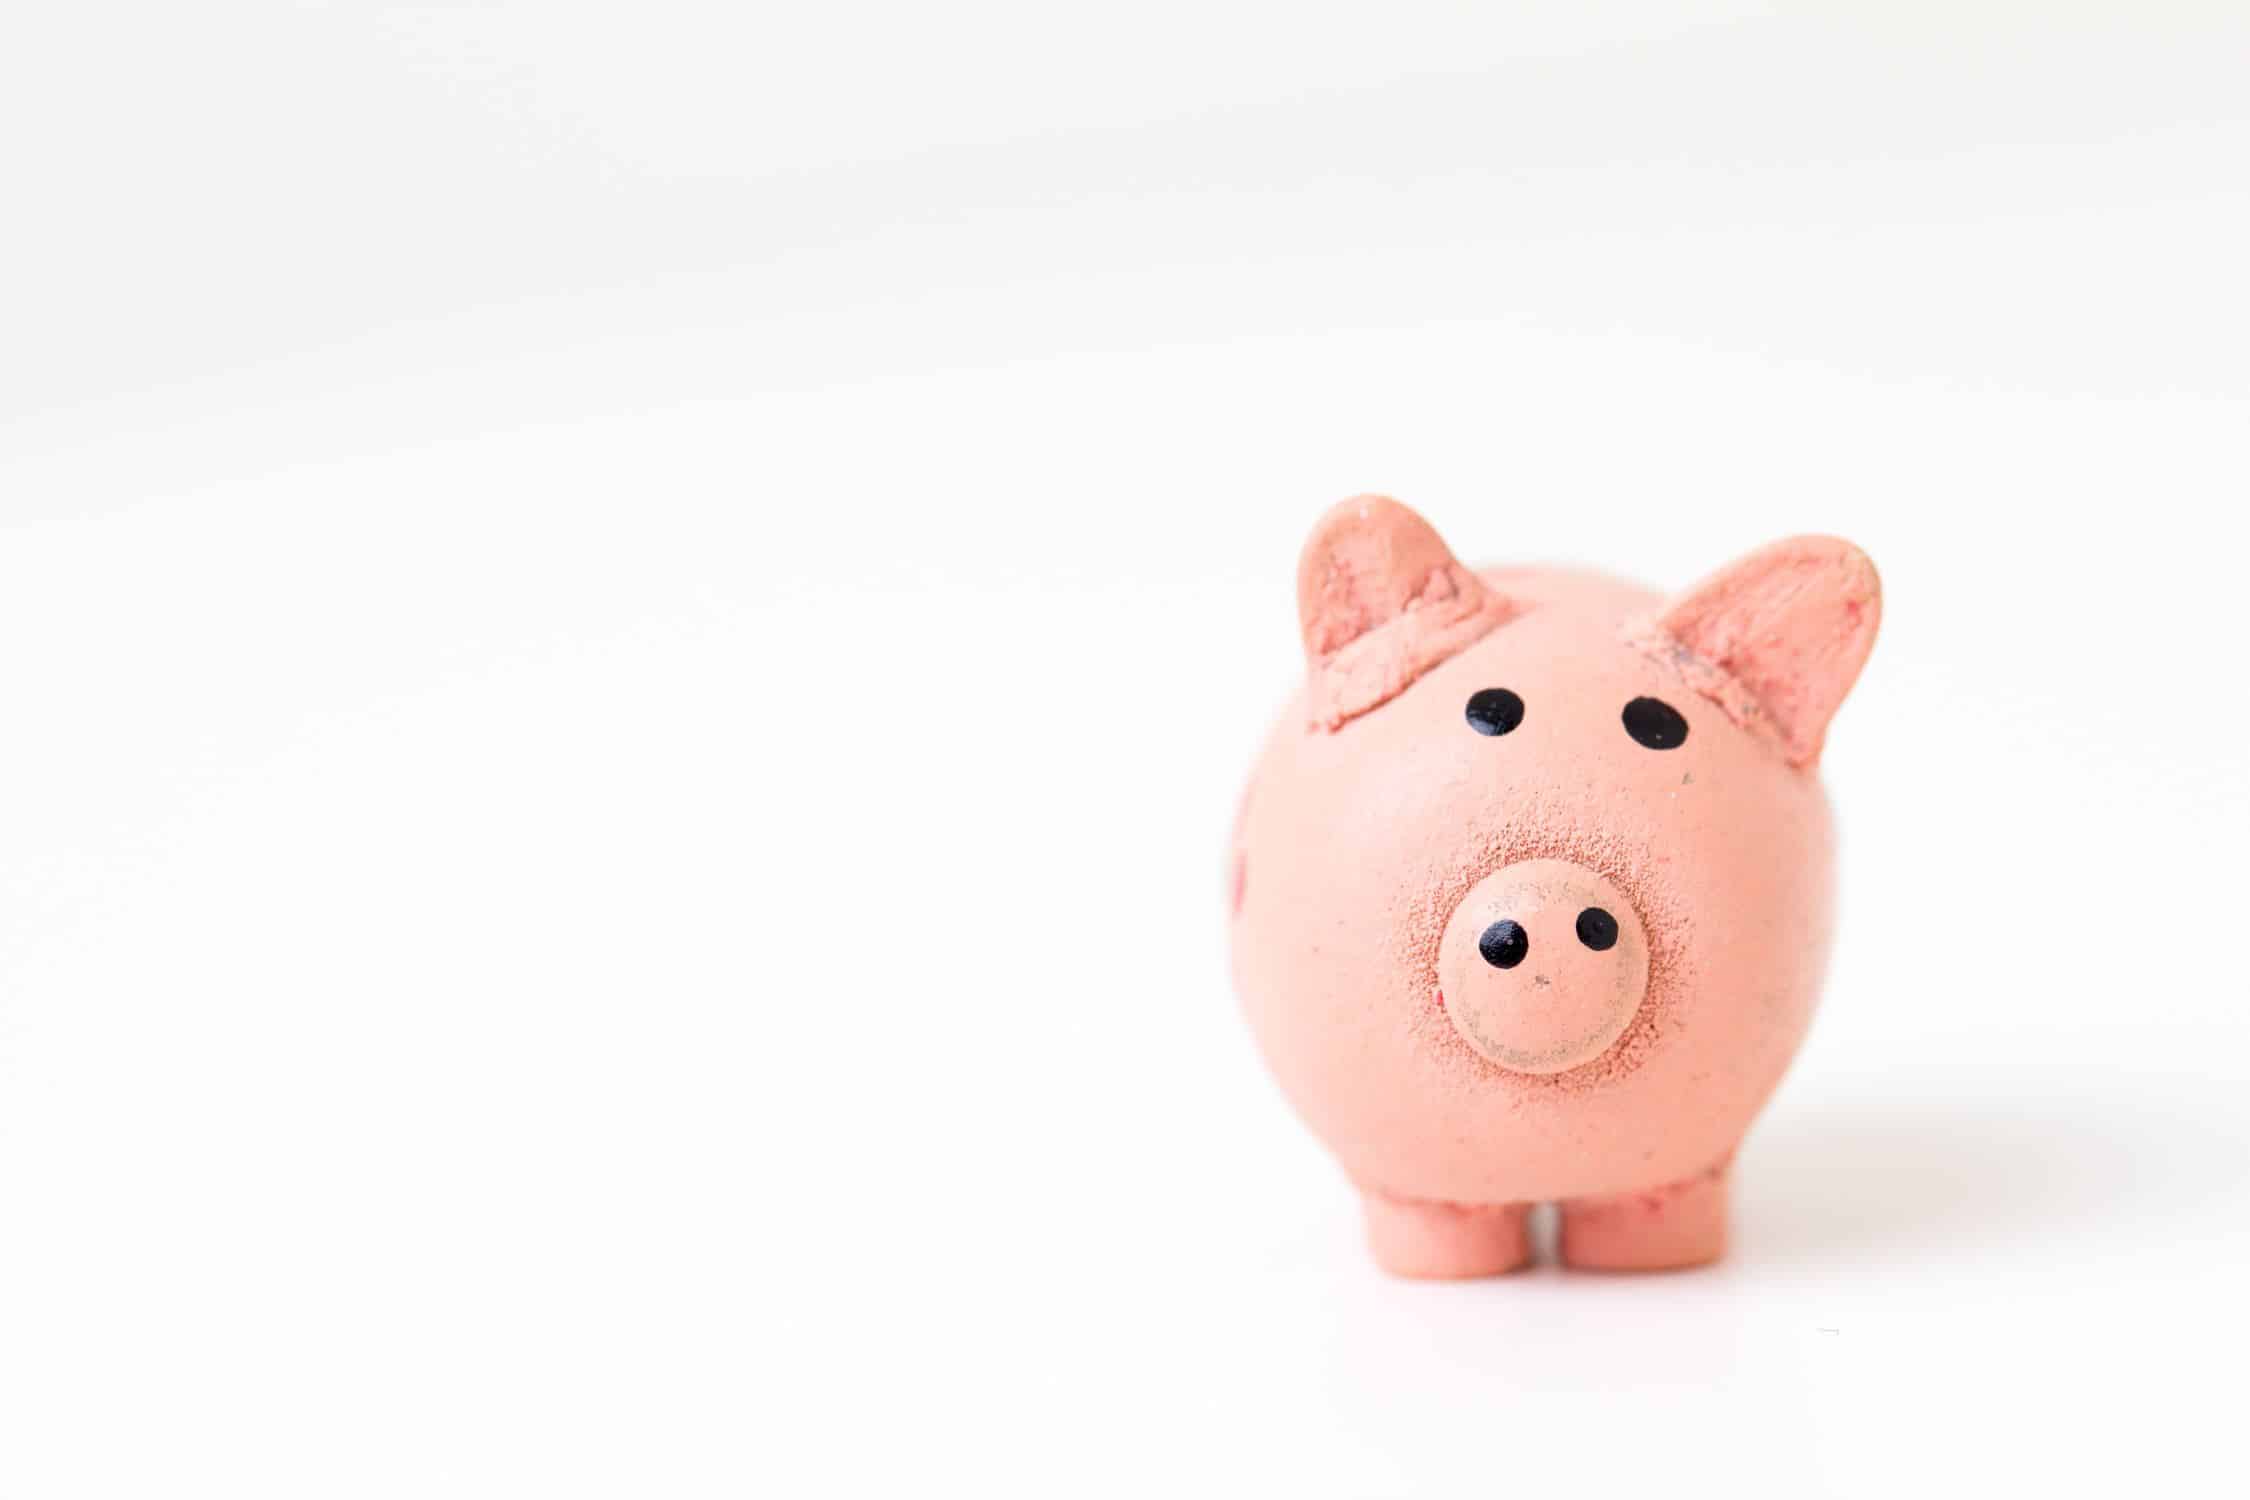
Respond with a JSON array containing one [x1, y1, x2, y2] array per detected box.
[[1557, 1158, 1733, 1272], [1360, 1191, 1533, 1278]]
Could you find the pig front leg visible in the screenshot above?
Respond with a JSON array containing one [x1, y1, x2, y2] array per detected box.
[[1557, 1157, 1732, 1271], [1360, 1190, 1533, 1279]]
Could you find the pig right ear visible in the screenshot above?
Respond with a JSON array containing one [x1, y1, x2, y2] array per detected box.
[[1638, 535, 1882, 767], [1297, 495, 1521, 731]]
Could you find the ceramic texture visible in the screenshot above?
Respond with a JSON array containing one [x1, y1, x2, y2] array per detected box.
[[1229, 496, 1881, 1276]]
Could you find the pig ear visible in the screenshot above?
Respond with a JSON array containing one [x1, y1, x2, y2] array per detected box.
[[1642, 535, 1881, 767], [1297, 495, 1522, 731]]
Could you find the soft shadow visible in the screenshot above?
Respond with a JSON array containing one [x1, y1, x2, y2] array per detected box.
[[1737, 1081, 2250, 1266]]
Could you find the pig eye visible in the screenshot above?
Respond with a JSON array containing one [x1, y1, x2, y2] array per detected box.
[[1464, 688, 1525, 737], [1621, 696, 1688, 750]]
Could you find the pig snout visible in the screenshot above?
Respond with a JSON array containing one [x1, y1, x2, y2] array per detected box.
[[1437, 859, 1648, 1075]]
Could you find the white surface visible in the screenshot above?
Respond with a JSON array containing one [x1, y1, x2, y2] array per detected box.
[[3, 4, 2247, 1495]]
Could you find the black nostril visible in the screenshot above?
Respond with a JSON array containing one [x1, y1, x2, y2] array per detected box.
[[1478, 919, 1528, 969], [1576, 906, 1619, 951]]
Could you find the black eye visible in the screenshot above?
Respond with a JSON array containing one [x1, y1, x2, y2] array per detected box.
[[1576, 907, 1619, 951], [1464, 688, 1524, 736], [1478, 919, 1528, 969], [1621, 696, 1688, 749]]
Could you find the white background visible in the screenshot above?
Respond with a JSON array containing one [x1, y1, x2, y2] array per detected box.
[[3, 4, 2246, 1495]]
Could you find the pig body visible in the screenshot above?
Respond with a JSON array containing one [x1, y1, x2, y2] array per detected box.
[[1229, 498, 1879, 1276]]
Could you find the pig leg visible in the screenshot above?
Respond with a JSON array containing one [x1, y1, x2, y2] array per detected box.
[[1360, 1191, 1533, 1279], [1558, 1158, 1732, 1271]]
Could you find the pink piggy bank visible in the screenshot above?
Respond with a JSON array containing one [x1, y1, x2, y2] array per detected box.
[[1229, 497, 1882, 1276]]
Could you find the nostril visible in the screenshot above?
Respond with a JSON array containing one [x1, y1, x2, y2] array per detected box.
[[1478, 919, 1528, 969], [1576, 906, 1619, 951]]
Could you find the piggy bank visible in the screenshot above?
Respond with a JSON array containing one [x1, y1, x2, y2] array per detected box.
[[1229, 496, 1881, 1276]]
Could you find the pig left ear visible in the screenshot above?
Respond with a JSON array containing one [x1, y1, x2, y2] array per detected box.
[[1297, 495, 1523, 730], [1641, 536, 1882, 767]]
